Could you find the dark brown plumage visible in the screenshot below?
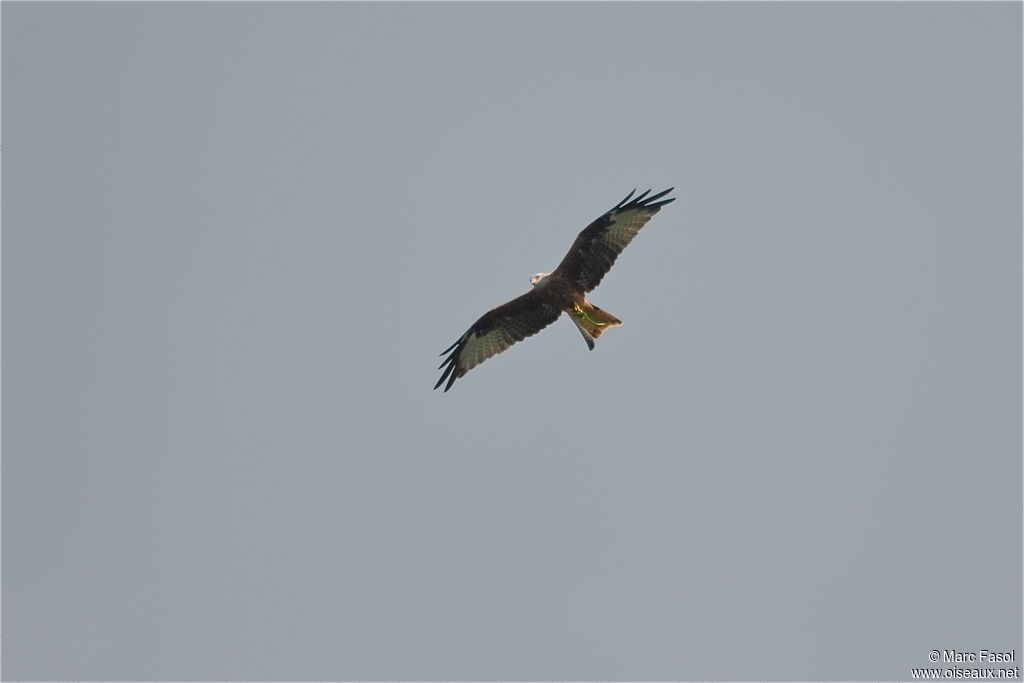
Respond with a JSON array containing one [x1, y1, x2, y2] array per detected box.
[[435, 188, 675, 392]]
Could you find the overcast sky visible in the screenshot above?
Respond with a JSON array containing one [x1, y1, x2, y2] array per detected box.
[[3, 2, 1021, 681]]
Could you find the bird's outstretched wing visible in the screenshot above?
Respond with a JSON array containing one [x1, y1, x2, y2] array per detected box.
[[435, 290, 562, 392], [553, 188, 675, 293]]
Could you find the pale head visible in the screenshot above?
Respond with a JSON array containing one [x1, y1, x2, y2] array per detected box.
[[530, 272, 551, 287]]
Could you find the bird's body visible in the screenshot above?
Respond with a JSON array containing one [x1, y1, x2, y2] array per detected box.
[[530, 271, 622, 349], [435, 188, 675, 392]]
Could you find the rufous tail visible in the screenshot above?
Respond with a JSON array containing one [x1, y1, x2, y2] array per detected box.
[[568, 300, 622, 350]]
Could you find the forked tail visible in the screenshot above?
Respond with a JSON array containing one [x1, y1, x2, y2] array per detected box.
[[569, 300, 622, 350]]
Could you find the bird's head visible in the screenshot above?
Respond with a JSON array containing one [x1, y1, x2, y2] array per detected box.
[[530, 272, 551, 287]]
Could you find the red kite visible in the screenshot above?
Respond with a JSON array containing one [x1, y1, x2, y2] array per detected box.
[[435, 188, 675, 392]]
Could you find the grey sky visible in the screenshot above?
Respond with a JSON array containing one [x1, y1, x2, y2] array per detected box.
[[3, 2, 1021, 681]]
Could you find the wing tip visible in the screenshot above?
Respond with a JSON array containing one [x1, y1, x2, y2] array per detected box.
[[617, 186, 676, 212], [435, 337, 464, 391]]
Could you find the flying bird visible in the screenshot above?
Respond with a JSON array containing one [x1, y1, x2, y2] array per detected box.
[[435, 187, 675, 392]]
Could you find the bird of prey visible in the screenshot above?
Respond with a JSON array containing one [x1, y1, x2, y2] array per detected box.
[[435, 187, 675, 392]]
